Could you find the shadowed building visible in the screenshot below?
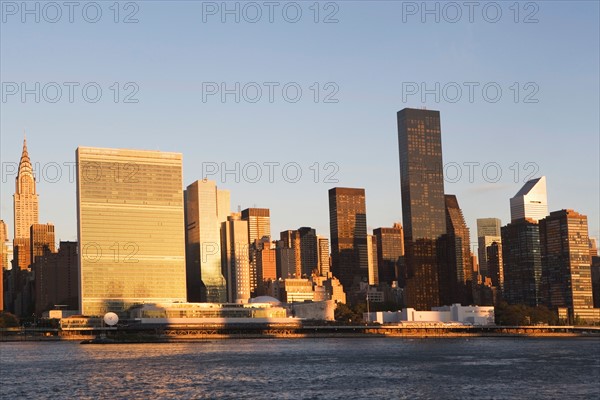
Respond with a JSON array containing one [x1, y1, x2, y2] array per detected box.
[[317, 236, 330, 276], [501, 218, 542, 307], [32, 241, 79, 315], [477, 218, 501, 278], [76, 147, 187, 316], [540, 210, 595, 322], [441, 195, 473, 305], [328, 187, 368, 292], [397, 108, 446, 310], [242, 208, 271, 293], [373, 224, 404, 286]]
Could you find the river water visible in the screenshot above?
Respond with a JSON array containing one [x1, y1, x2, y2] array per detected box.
[[1, 338, 599, 399]]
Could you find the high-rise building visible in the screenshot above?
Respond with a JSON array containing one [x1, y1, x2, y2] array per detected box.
[[255, 237, 277, 292], [373, 224, 404, 286], [12, 238, 30, 271], [501, 218, 542, 307], [328, 187, 368, 291], [397, 108, 446, 310], [0, 220, 5, 310], [241, 208, 271, 242], [589, 238, 598, 258], [13, 138, 39, 271], [185, 180, 228, 303], [298, 227, 318, 277], [222, 213, 250, 303], [32, 241, 78, 315], [592, 256, 600, 308], [317, 236, 330, 276], [486, 241, 504, 291], [442, 195, 473, 305], [241, 208, 271, 294], [275, 241, 295, 279], [477, 218, 502, 277], [540, 210, 594, 321], [510, 176, 548, 223], [30, 223, 56, 262], [367, 234, 379, 285], [13, 138, 39, 241], [76, 147, 187, 316]]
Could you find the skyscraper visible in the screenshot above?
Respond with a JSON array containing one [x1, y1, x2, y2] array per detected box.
[[317, 235, 330, 276], [540, 210, 594, 321], [397, 108, 446, 310], [185, 180, 228, 303], [328, 187, 368, 291], [222, 213, 250, 303], [298, 227, 318, 277], [510, 176, 548, 222], [76, 147, 187, 316], [242, 208, 271, 293], [13, 138, 39, 270], [442, 195, 473, 305], [501, 218, 542, 307], [30, 223, 56, 262], [280, 230, 302, 277], [367, 234, 379, 285], [373, 224, 404, 286], [477, 218, 502, 277], [0, 220, 5, 311]]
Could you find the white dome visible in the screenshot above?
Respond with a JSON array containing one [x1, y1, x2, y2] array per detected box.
[[249, 296, 281, 305]]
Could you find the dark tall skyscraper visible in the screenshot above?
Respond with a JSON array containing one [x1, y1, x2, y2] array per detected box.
[[540, 210, 594, 321], [397, 108, 446, 310], [328, 187, 368, 291], [442, 195, 473, 305], [501, 218, 542, 307]]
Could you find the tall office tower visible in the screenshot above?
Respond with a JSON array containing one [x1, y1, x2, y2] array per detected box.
[[185, 180, 228, 303], [442, 195, 473, 305], [328, 187, 368, 291], [242, 208, 271, 294], [76, 147, 187, 316], [486, 241, 504, 291], [30, 223, 56, 262], [373, 224, 404, 286], [540, 210, 594, 321], [477, 218, 502, 277], [12, 239, 30, 271], [32, 241, 78, 315], [280, 230, 301, 277], [510, 176, 548, 222], [317, 236, 330, 276], [298, 227, 319, 277], [275, 241, 295, 279], [222, 213, 250, 303], [13, 138, 39, 270], [367, 234, 379, 285], [397, 108, 446, 310], [501, 218, 542, 307]]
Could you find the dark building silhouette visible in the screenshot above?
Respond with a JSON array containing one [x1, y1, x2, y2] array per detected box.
[[373, 224, 404, 285], [486, 241, 504, 292], [397, 108, 446, 310], [501, 218, 542, 307], [540, 210, 594, 321], [592, 256, 600, 308], [32, 241, 79, 315], [441, 195, 473, 305], [328, 187, 368, 292]]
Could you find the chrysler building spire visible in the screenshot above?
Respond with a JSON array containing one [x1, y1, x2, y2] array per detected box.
[[14, 137, 39, 239]]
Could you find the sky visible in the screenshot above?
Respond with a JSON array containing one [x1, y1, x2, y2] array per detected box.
[[1, 1, 599, 249]]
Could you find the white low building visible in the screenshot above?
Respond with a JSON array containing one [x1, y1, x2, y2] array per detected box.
[[364, 304, 495, 326]]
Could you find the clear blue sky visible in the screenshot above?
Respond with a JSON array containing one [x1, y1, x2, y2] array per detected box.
[[1, 1, 599, 249]]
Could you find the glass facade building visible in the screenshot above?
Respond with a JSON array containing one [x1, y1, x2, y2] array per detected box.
[[397, 108, 446, 310], [76, 147, 187, 316]]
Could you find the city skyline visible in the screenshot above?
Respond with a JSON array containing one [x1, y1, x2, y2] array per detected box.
[[1, 3, 598, 249]]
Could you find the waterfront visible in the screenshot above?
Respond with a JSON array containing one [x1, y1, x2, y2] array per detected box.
[[1, 338, 599, 399]]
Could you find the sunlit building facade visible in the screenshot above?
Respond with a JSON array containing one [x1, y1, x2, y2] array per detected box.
[[222, 213, 250, 303], [185, 180, 228, 303], [510, 176, 548, 223], [76, 147, 187, 316]]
